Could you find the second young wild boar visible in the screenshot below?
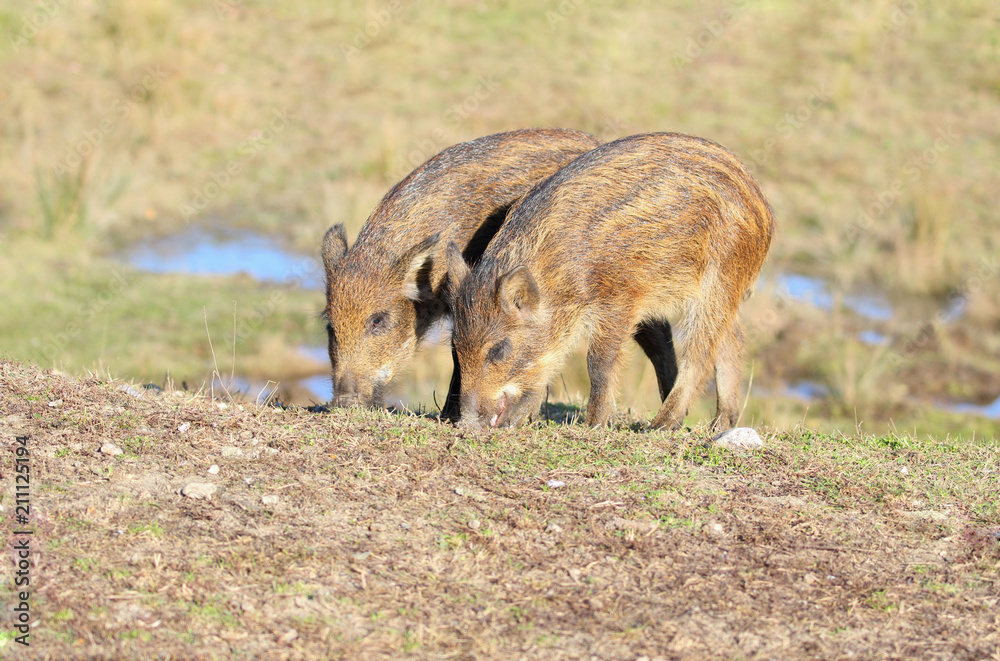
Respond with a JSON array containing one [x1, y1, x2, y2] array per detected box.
[[446, 132, 775, 431], [322, 128, 601, 417]]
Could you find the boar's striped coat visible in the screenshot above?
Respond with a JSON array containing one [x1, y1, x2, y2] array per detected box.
[[446, 132, 775, 431], [322, 128, 601, 418]]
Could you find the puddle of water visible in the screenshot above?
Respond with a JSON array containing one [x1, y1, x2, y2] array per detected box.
[[844, 294, 894, 322], [946, 394, 1000, 420], [207, 345, 330, 406], [121, 223, 323, 289], [780, 379, 1000, 421], [299, 374, 331, 403], [785, 380, 830, 400], [773, 272, 968, 326], [211, 375, 280, 405], [775, 273, 894, 321], [120, 224, 994, 419], [858, 330, 889, 346], [776, 273, 833, 309], [213, 371, 333, 407], [299, 345, 328, 364]]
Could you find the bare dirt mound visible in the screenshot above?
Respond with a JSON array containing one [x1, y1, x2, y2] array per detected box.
[[1, 359, 998, 659]]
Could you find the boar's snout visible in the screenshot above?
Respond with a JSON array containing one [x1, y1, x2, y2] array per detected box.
[[332, 373, 366, 408], [456, 393, 483, 429], [456, 392, 508, 429], [333, 394, 362, 408]]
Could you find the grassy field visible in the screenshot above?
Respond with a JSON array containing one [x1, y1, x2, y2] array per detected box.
[[2, 0, 998, 437], [7, 6, 1000, 658], [4, 5, 999, 655], [1, 360, 998, 658]]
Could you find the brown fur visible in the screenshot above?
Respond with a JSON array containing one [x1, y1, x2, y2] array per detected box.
[[322, 128, 601, 414], [447, 132, 775, 431]]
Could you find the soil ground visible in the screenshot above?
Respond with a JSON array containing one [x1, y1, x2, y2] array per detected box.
[[2, 359, 998, 659]]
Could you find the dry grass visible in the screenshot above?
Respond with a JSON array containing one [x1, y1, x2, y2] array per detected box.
[[1, 1, 998, 436], [2, 360, 998, 658]]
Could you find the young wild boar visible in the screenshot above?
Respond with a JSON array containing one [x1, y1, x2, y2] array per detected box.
[[322, 128, 601, 418], [446, 132, 774, 431]]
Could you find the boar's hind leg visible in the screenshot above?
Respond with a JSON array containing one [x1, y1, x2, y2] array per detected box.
[[633, 320, 678, 402], [585, 326, 631, 427], [710, 319, 744, 432], [441, 346, 462, 423], [649, 301, 731, 431]]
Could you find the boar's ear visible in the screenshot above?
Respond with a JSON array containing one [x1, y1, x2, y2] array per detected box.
[[322, 224, 349, 273], [399, 233, 440, 302], [498, 266, 540, 321], [445, 241, 470, 305]]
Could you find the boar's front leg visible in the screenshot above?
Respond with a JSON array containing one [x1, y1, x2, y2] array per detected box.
[[585, 327, 631, 427]]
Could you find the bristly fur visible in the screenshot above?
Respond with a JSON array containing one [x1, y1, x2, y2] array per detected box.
[[448, 132, 775, 432], [322, 128, 602, 416]]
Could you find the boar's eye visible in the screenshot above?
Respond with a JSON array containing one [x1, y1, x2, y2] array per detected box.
[[486, 339, 511, 364], [367, 311, 390, 336]]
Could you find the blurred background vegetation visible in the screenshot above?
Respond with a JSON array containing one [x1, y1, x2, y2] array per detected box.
[[1, 0, 998, 438]]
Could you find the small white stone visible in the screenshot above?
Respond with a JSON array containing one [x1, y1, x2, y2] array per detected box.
[[900, 466, 909, 475], [712, 427, 763, 450], [181, 482, 218, 499], [48, 399, 63, 407], [546, 479, 566, 489], [208, 465, 220, 475], [178, 422, 191, 433], [261, 494, 279, 505], [100, 442, 123, 456], [467, 519, 481, 530]]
